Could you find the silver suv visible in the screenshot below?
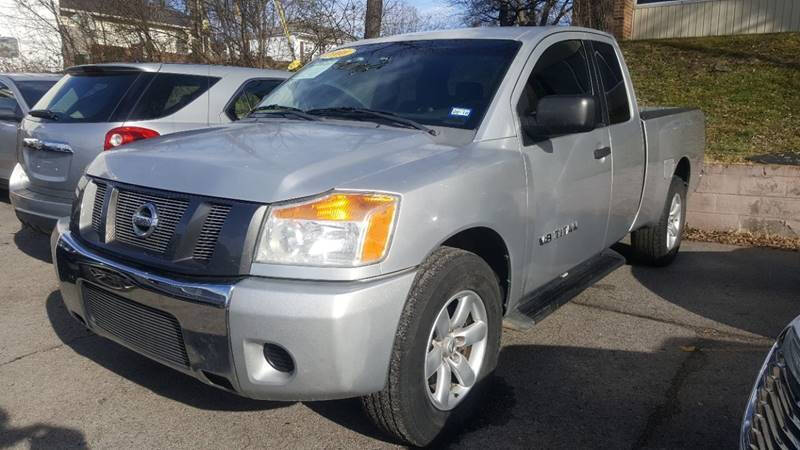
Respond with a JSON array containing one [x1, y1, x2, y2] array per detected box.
[[0, 73, 61, 188], [10, 63, 288, 231]]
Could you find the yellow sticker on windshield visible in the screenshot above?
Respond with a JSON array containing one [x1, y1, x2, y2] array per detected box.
[[321, 48, 356, 59]]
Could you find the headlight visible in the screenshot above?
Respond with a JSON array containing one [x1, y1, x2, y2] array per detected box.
[[255, 191, 399, 267]]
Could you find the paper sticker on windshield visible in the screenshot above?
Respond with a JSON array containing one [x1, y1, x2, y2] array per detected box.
[[450, 107, 472, 117], [293, 59, 337, 80], [321, 48, 356, 59]]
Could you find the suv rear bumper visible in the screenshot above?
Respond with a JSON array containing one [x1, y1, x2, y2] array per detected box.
[[51, 218, 416, 401], [9, 165, 72, 230]]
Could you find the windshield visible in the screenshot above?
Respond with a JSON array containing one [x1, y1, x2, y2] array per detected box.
[[16, 80, 58, 107], [259, 39, 521, 130]]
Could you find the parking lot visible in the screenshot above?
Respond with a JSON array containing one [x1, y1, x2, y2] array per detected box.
[[0, 190, 797, 449]]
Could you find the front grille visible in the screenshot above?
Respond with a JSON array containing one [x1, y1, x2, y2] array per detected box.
[[84, 284, 190, 368], [113, 189, 188, 254], [91, 182, 107, 234], [193, 204, 231, 262], [745, 330, 800, 449]]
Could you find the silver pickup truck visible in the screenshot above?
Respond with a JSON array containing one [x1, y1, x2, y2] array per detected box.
[[51, 27, 704, 445]]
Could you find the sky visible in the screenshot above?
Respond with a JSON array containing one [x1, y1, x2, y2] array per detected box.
[[406, 0, 461, 22]]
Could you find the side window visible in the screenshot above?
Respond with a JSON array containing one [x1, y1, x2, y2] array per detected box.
[[516, 40, 593, 144], [592, 42, 631, 124], [128, 73, 220, 121], [226, 78, 284, 120], [0, 81, 21, 119]]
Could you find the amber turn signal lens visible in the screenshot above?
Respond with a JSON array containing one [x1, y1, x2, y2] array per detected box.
[[270, 192, 398, 264]]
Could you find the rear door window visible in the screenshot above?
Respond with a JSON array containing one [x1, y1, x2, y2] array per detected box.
[[591, 42, 631, 124], [226, 78, 283, 120], [33, 72, 140, 123], [127, 73, 220, 121]]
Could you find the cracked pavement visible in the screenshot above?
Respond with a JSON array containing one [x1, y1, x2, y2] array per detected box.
[[1, 190, 797, 449]]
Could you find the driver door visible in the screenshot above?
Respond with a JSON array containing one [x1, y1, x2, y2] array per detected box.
[[514, 36, 613, 291]]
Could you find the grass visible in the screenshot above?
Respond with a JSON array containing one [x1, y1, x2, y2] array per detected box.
[[620, 32, 800, 163]]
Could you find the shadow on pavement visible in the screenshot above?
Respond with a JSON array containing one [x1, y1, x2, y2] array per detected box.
[[0, 190, 8, 204], [0, 409, 87, 449], [616, 243, 800, 338], [435, 337, 766, 449], [45, 291, 293, 413], [14, 227, 52, 263], [306, 337, 769, 449]]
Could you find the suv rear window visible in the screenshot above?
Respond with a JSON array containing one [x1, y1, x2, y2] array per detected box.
[[33, 72, 140, 123], [31, 70, 219, 123], [127, 73, 219, 121]]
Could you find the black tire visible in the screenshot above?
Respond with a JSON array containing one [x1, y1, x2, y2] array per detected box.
[[631, 175, 688, 267], [361, 246, 503, 447]]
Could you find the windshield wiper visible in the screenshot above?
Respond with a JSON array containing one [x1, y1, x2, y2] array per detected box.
[[28, 109, 61, 121], [306, 107, 437, 136], [248, 104, 319, 121]]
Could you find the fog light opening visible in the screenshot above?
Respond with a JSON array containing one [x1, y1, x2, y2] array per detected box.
[[263, 343, 295, 373]]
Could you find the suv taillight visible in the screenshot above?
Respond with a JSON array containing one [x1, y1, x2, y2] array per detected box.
[[104, 127, 159, 150]]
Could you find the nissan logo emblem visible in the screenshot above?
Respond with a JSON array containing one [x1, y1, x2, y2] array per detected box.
[[131, 203, 159, 237]]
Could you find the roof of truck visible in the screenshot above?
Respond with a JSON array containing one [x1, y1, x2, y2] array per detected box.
[[351, 26, 612, 47]]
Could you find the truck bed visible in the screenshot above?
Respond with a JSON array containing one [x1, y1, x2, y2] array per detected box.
[[633, 107, 705, 230]]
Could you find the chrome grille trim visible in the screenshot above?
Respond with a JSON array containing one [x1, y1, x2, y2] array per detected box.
[[113, 189, 189, 254], [84, 284, 190, 368], [194, 204, 231, 262], [91, 182, 107, 234], [743, 329, 800, 450]]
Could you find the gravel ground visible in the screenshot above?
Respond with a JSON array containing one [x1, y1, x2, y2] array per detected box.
[[1, 190, 797, 449]]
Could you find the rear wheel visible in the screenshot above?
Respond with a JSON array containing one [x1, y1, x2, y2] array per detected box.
[[362, 246, 502, 446], [631, 175, 687, 266]]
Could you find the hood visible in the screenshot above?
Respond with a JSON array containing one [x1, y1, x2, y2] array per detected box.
[[87, 120, 458, 203]]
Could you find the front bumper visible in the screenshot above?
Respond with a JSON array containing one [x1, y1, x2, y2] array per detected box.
[[740, 327, 800, 449], [51, 218, 416, 401]]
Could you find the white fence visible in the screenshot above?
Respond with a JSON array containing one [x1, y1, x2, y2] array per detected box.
[[632, 0, 800, 40]]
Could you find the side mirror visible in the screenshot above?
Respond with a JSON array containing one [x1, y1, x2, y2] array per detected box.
[[0, 104, 22, 122], [533, 95, 597, 136]]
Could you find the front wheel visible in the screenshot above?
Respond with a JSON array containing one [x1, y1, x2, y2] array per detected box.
[[631, 175, 688, 266], [362, 246, 502, 446]]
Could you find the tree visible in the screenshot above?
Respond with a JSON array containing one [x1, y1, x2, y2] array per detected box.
[[449, 0, 572, 27], [364, 0, 382, 38], [572, 0, 613, 33]]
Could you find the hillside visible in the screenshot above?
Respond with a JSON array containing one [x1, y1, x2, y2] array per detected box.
[[620, 32, 800, 163]]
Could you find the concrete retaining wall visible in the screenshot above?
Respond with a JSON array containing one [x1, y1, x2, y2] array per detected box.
[[687, 163, 800, 237]]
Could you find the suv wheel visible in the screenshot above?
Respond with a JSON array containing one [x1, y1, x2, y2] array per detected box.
[[362, 246, 502, 446]]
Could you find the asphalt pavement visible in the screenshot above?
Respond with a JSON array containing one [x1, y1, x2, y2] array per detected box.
[[1, 190, 797, 449]]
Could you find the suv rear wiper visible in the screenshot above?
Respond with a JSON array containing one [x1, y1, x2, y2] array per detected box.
[[249, 104, 319, 121], [306, 107, 437, 136], [28, 109, 61, 121]]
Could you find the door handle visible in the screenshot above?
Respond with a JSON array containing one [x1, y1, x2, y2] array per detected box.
[[594, 146, 611, 159]]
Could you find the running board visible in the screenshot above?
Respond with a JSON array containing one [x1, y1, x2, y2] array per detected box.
[[503, 249, 626, 331]]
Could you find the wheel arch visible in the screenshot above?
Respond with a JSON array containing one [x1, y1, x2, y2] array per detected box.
[[437, 226, 512, 313], [675, 157, 691, 184]]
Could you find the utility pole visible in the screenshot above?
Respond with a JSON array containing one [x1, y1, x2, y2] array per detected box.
[[364, 0, 382, 38]]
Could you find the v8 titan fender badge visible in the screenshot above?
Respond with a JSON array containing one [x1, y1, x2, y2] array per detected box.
[[539, 221, 578, 246]]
